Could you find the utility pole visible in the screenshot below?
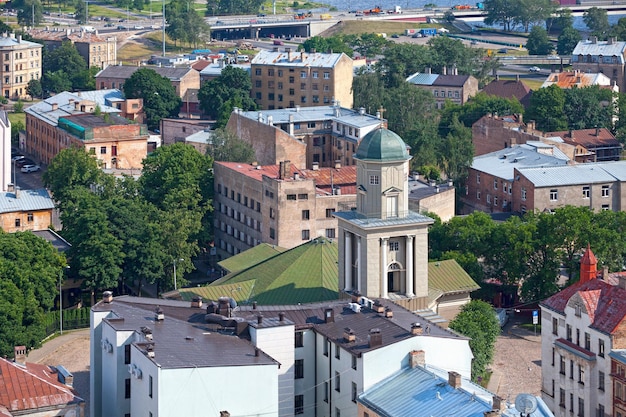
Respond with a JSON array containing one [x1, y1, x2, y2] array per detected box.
[[162, 0, 165, 56]]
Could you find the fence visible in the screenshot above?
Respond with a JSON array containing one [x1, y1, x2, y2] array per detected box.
[[44, 307, 90, 336]]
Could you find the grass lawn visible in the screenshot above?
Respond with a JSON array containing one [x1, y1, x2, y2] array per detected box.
[[117, 42, 155, 62], [7, 112, 25, 128]]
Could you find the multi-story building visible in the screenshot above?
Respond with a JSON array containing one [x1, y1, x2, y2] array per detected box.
[[406, 69, 478, 109], [0, 33, 43, 100], [226, 105, 385, 169], [250, 49, 354, 110], [541, 69, 614, 89], [482, 75, 532, 108], [25, 90, 146, 166], [0, 187, 54, 232], [0, 110, 9, 192], [214, 160, 356, 257], [95, 65, 200, 99], [571, 38, 626, 92], [546, 128, 622, 163], [540, 245, 626, 417], [29, 28, 117, 69]]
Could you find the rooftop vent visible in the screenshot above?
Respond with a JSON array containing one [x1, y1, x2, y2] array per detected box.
[[324, 308, 334, 323], [384, 307, 393, 318], [56, 365, 74, 387], [368, 328, 382, 348], [155, 307, 164, 321], [257, 314, 263, 324], [348, 302, 361, 313], [373, 300, 385, 314], [409, 349, 425, 368], [146, 344, 155, 358], [102, 291, 113, 303], [191, 296, 203, 308], [411, 323, 423, 335], [279, 312, 285, 322], [344, 327, 356, 342], [141, 326, 153, 341]]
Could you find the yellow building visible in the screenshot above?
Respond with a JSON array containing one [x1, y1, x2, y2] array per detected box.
[[29, 28, 117, 69], [0, 33, 43, 100], [0, 187, 54, 232]]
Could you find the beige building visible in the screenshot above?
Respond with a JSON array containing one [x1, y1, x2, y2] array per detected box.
[[213, 160, 356, 258], [95, 65, 200, 99], [29, 28, 117, 69], [250, 49, 354, 110], [406, 69, 478, 109], [0, 187, 54, 232], [572, 38, 626, 92], [0, 33, 43, 100]]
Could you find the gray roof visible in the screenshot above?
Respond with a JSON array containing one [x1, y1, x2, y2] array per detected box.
[[186, 129, 212, 144], [0, 34, 42, 49], [334, 209, 434, 229], [471, 144, 569, 180], [32, 229, 71, 252], [406, 72, 472, 87], [199, 63, 250, 77], [406, 72, 439, 86], [237, 106, 384, 129], [25, 90, 122, 127], [572, 40, 626, 64], [95, 65, 195, 81], [0, 188, 54, 213], [518, 161, 626, 187], [251, 50, 348, 68]]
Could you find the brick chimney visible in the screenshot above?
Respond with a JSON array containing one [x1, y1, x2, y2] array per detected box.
[[191, 296, 203, 308], [344, 327, 356, 342], [409, 350, 425, 368], [411, 323, 423, 335], [102, 291, 113, 303], [448, 371, 462, 389], [324, 308, 334, 323], [155, 306, 164, 321], [368, 328, 382, 347], [14, 346, 26, 366]]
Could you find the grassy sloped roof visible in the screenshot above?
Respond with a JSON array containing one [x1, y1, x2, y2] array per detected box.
[[428, 259, 480, 296], [217, 243, 286, 274]]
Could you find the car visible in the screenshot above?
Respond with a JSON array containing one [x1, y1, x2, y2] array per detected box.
[[20, 164, 40, 173], [497, 48, 508, 53], [134, 25, 144, 30], [529, 66, 541, 72], [104, 22, 114, 27], [391, 34, 400, 38], [470, 40, 478, 45], [16, 158, 35, 167], [412, 33, 423, 38], [117, 25, 126, 30], [11, 155, 24, 161]]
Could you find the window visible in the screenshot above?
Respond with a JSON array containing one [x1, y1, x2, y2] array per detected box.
[[335, 371, 340, 392], [602, 204, 609, 211], [389, 241, 399, 251], [149, 375, 153, 398], [323, 339, 329, 356], [300, 71, 307, 78], [326, 228, 336, 238], [493, 179, 498, 190], [289, 76, 295, 83], [521, 187, 527, 201], [477, 191, 481, 200], [300, 83, 306, 90], [100, 146, 107, 154], [324, 382, 329, 402], [326, 208, 335, 218], [323, 72, 330, 79], [313, 71, 318, 78], [585, 332, 591, 350], [578, 365, 585, 384], [352, 355, 357, 370], [298, 193, 308, 200], [552, 348, 555, 366], [352, 382, 357, 403], [550, 189, 558, 201], [570, 360, 574, 379], [27, 213, 33, 222], [369, 175, 379, 185], [566, 324, 572, 341], [336, 407, 340, 417], [599, 371, 605, 391], [598, 405, 604, 417], [289, 88, 295, 96], [287, 194, 296, 200], [487, 194, 491, 204], [577, 328, 580, 345], [302, 210, 310, 220], [583, 186, 590, 198], [301, 96, 307, 103], [302, 230, 310, 240], [125, 345, 131, 364], [255, 68, 261, 75], [335, 345, 340, 359], [599, 339, 605, 357], [559, 388, 565, 408], [255, 80, 262, 88], [295, 359, 304, 379], [476, 173, 480, 184], [278, 70, 283, 77], [602, 185, 610, 197], [552, 317, 558, 335], [570, 393, 574, 412], [295, 331, 304, 347], [295, 395, 304, 414], [559, 355, 565, 375], [270, 208, 275, 219], [270, 228, 275, 239], [125, 378, 131, 398], [578, 397, 584, 417], [268, 69, 274, 76]]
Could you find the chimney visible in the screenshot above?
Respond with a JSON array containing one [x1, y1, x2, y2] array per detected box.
[[516, 74, 520, 82], [254, 348, 260, 357], [359, 107, 365, 115], [17, 34, 21, 43], [411, 323, 423, 335], [334, 160, 341, 169], [191, 296, 203, 308], [294, 172, 300, 180], [300, 51, 305, 61], [368, 328, 382, 347], [591, 36, 597, 44], [448, 371, 462, 389], [344, 327, 356, 342], [141, 326, 153, 341], [619, 275, 626, 290], [492, 396, 506, 412], [51, 102, 59, 111], [426, 67, 431, 74], [13, 346, 26, 366], [442, 66, 447, 75], [384, 307, 393, 318], [453, 65, 458, 75], [14, 187, 20, 198], [155, 307, 164, 321], [288, 114, 295, 136], [279, 312, 285, 322], [220, 412, 231, 417], [146, 344, 155, 358], [252, 301, 257, 310], [324, 308, 334, 323], [287, 48, 293, 61], [295, 105, 300, 113], [409, 350, 425, 368], [311, 48, 316, 53], [257, 314, 263, 324], [312, 161, 319, 170], [257, 111, 263, 122], [102, 291, 113, 303], [596, 126, 600, 136], [279, 161, 285, 179], [495, 74, 499, 81], [373, 301, 385, 313]]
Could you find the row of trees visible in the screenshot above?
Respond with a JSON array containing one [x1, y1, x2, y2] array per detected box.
[[165, 0, 211, 48], [483, 0, 556, 32]]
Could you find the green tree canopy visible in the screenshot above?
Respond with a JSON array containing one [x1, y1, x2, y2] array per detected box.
[[526, 26, 554, 55], [165, 0, 211, 48], [563, 86, 615, 130], [198, 65, 256, 125], [583, 7, 610, 39], [557, 26, 582, 55], [211, 0, 264, 15], [299, 35, 354, 56], [208, 127, 255, 163], [14, 0, 43, 26], [525, 84, 567, 131], [123, 68, 182, 130]]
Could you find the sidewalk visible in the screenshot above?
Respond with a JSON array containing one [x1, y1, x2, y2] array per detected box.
[[27, 328, 90, 363]]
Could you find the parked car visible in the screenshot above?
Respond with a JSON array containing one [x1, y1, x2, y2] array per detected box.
[[11, 154, 24, 161], [20, 164, 40, 173], [497, 48, 508, 53], [529, 66, 541, 72], [16, 158, 35, 167]]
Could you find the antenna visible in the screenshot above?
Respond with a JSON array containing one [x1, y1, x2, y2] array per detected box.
[[514, 394, 538, 416]]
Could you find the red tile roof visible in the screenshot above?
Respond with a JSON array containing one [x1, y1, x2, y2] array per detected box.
[[548, 128, 620, 149], [541, 278, 626, 334], [192, 60, 211, 71], [0, 358, 82, 412]]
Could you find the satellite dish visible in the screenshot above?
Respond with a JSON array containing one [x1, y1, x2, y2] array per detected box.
[[515, 394, 538, 416]]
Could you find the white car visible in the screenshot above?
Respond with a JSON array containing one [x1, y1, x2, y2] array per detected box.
[[20, 164, 40, 173], [529, 66, 541, 72]]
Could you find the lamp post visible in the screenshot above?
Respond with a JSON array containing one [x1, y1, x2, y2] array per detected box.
[[173, 258, 184, 290], [162, 0, 166, 56], [59, 266, 70, 334]]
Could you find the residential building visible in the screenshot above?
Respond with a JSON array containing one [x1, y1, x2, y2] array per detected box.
[[540, 245, 626, 417], [226, 105, 385, 170], [463, 143, 569, 214], [0, 187, 54, 232], [0, 33, 43, 100], [25, 90, 146, 166], [160, 118, 214, 146], [213, 161, 356, 257], [1, 348, 85, 417], [406, 69, 479, 109], [0, 110, 9, 192], [408, 179, 456, 222], [250, 49, 354, 110], [29, 28, 117, 69], [541, 69, 614, 89], [95, 65, 200, 99], [199, 61, 250, 83], [482, 76, 532, 108], [571, 38, 626, 92], [547, 128, 622, 162], [610, 350, 626, 417]]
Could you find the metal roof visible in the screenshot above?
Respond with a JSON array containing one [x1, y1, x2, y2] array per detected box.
[[405, 72, 439, 86], [518, 161, 626, 187], [95, 65, 195, 81], [334, 210, 434, 229], [0, 33, 42, 49], [0, 189, 54, 213], [237, 105, 384, 129], [541, 71, 611, 89], [25, 90, 122, 127], [251, 50, 347, 68], [355, 128, 410, 161], [471, 144, 569, 180], [572, 40, 626, 64], [199, 63, 250, 77]]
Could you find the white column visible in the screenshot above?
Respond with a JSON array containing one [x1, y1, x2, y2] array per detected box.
[[344, 232, 352, 292], [381, 238, 388, 298], [406, 235, 414, 297], [356, 236, 362, 293]]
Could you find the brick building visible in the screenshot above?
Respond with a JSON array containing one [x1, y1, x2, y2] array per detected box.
[[547, 128, 622, 162], [29, 28, 117, 69], [571, 38, 626, 92], [0, 187, 54, 232], [406, 69, 478, 109], [226, 105, 385, 170], [0, 33, 43, 100], [250, 49, 354, 110], [95, 65, 200, 99], [213, 161, 356, 258]]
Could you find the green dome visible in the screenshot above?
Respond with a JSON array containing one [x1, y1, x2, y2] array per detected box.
[[354, 128, 410, 161]]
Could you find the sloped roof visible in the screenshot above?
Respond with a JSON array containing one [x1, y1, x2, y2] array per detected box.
[[218, 242, 286, 274], [482, 79, 532, 107], [547, 128, 621, 150], [0, 358, 83, 413], [541, 71, 611, 89], [428, 259, 480, 296], [540, 278, 626, 334], [354, 128, 410, 161], [180, 237, 339, 305], [0, 189, 54, 213], [251, 50, 349, 68], [572, 40, 626, 63], [95, 65, 195, 81], [517, 162, 622, 187]]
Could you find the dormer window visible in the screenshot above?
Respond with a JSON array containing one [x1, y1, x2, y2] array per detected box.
[[575, 304, 582, 317]]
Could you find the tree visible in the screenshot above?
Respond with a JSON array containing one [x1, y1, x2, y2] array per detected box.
[[74, 0, 87, 24], [41, 40, 96, 93], [212, 0, 264, 15], [377, 43, 431, 87], [123, 68, 182, 130], [26, 79, 42, 99], [352, 71, 386, 115], [583, 7, 610, 39], [438, 115, 473, 182], [526, 26, 554, 55], [557, 26, 582, 55], [513, 0, 556, 32], [352, 33, 390, 58], [198, 65, 256, 124], [165, 0, 211, 48], [483, 0, 517, 31], [439, 92, 524, 132], [563, 86, 614, 130], [300, 35, 353, 56], [525, 84, 567, 131], [13, 100, 24, 113], [208, 128, 255, 163], [449, 300, 500, 380], [612, 17, 626, 41], [43, 147, 103, 206], [14, 0, 43, 26]]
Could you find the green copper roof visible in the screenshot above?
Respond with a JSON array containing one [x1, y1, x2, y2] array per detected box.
[[217, 243, 286, 274], [354, 128, 411, 161], [428, 259, 480, 297]]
